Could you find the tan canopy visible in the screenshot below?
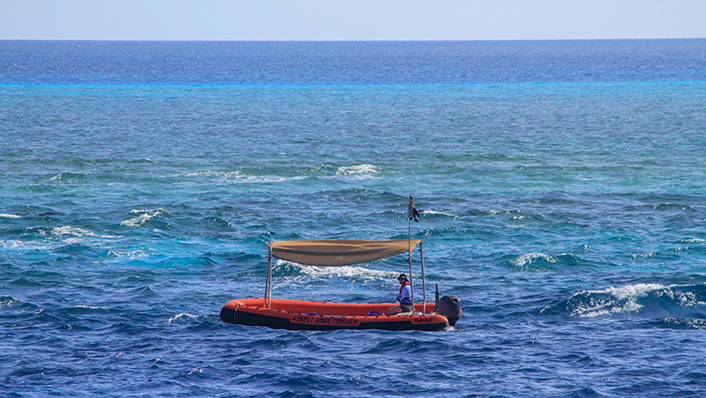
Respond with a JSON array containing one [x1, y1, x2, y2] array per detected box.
[[270, 239, 421, 266]]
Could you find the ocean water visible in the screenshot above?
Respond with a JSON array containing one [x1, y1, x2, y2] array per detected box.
[[1, 40, 706, 397]]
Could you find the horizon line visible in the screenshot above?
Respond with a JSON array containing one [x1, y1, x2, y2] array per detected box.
[[2, 37, 705, 43]]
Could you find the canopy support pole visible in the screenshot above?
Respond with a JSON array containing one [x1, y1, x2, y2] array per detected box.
[[420, 242, 426, 313], [266, 246, 273, 309], [408, 218, 414, 309]]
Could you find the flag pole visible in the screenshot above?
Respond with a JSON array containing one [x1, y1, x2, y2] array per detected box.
[[266, 245, 273, 309], [420, 241, 426, 313], [407, 195, 417, 311], [408, 196, 427, 313], [408, 210, 414, 309]]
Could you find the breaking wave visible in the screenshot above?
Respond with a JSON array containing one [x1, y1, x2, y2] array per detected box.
[[42, 226, 117, 239], [508, 252, 580, 271], [184, 170, 305, 184], [48, 171, 89, 182], [120, 208, 169, 228], [336, 164, 381, 177], [274, 260, 397, 280], [421, 209, 457, 218], [543, 283, 706, 320], [168, 313, 202, 324], [0, 226, 117, 251], [298, 265, 397, 280]]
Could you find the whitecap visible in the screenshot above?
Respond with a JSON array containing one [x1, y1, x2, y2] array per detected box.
[[185, 170, 246, 179], [662, 318, 706, 330], [298, 264, 397, 279], [106, 249, 153, 260], [569, 283, 666, 318], [0, 213, 21, 219], [72, 305, 107, 311], [422, 209, 456, 218], [40, 226, 119, 239], [336, 164, 381, 177], [121, 208, 168, 227], [0, 239, 52, 251], [488, 210, 514, 215], [168, 313, 200, 323], [0, 296, 21, 308], [184, 170, 301, 184], [603, 283, 665, 300], [653, 285, 706, 307], [274, 259, 398, 280], [250, 175, 305, 184], [49, 172, 66, 181], [49, 171, 86, 182], [47, 226, 95, 237], [513, 253, 557, 268]]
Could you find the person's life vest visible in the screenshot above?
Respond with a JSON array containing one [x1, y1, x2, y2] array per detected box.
[[398, 281, 411, 304]]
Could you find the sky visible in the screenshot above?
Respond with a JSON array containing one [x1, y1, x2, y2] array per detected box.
[[1, 0, 705, 41]]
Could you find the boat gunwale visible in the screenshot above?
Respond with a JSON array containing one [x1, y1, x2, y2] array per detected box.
[[221, 299, 451, 331]]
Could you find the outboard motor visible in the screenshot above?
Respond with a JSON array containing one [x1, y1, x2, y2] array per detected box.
[[437, 295, 461, 326]]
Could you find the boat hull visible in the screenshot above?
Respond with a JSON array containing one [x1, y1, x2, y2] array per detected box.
[[220, 298, 452, 331]]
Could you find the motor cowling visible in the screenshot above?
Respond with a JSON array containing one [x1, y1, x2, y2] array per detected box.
[[437, 295, 461, 326]]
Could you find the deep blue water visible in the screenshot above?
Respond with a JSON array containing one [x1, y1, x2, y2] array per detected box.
[[1, 40, 706, 397]]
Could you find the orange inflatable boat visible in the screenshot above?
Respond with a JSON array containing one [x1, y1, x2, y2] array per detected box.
[[220, 239, 461, 331]]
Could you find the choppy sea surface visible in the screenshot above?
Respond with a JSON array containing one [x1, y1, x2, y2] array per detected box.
[[2, 40, 706, 397]]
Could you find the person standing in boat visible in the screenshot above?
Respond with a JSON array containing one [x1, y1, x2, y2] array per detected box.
[[386, 274, 413, 315]]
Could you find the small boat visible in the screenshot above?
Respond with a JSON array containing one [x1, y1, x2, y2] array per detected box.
[[220, 238, 461, 331]]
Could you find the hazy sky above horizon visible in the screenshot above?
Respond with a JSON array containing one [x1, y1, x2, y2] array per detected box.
[[2, 0, 705, 41]]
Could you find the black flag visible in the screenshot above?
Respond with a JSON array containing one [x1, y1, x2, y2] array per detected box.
[[408, 196, 420, 222]]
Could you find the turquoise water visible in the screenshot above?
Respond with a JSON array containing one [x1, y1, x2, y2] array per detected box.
[[2, 40, 706, 397]]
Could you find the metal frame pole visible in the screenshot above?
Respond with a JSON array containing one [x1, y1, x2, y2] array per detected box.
[[266, 246, 273, 309], [408, 218, 414, 309], [420, 242, 426, 313]]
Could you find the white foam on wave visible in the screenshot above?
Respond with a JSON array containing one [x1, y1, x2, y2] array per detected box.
[[186, 170, 245, 179], [42, 226, 118, 239], [422, 209, 456, 218], [1, 225, 117, 251], [0, 213, 22, 219], [0, 296, 21, 308], [568, 283, 706, 318], [513, 253, 557, 268], [251, 175, 306, 184], [336, 164, 381, 177], [654, 285, 706, 307], [72, 305, 107, 311], [106, 249, 153, 261], [168, 313, 201, 323], [603, 283, 664, 300], [276, 259, 397, 279], [666, 318, 706, 329], [488, 210, 515, 215], [0, 239, 53, 251], [185, 170, 303, 184], [299, 264, 397, 279], [48, 171, 88, 182], [45, 226, 90, 237], [121, 208, 168, 227], [49, 172, 68, 181]]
